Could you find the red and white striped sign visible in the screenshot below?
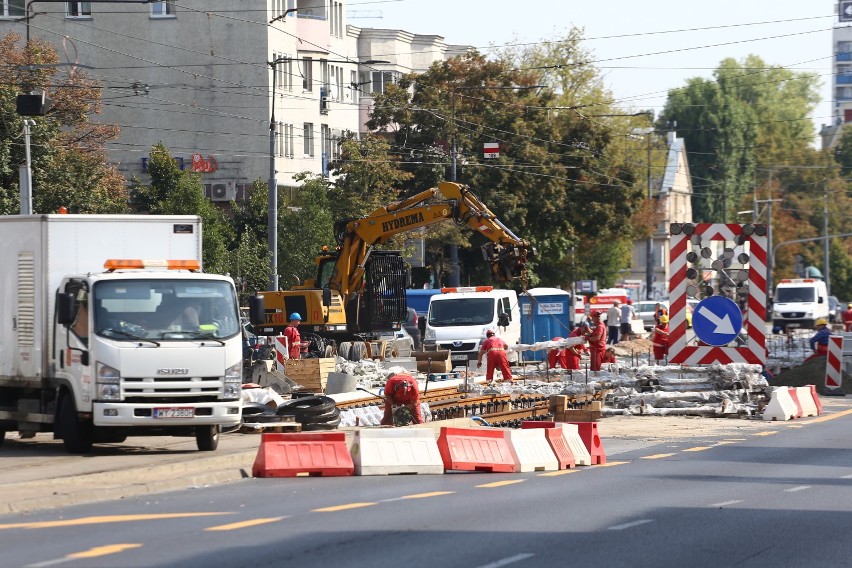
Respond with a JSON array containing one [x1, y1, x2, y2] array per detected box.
[[274, 335, 290, 364], [668, 223, 767, 365], [483, 142, 500, 158], [826, 335, 844, 389]]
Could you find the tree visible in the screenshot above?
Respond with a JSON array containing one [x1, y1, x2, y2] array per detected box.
[[0, 32, 128, 214], [660, 55, 819, 222], [131, 144, 232, 274]]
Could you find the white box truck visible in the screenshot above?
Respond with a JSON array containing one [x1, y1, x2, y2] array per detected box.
[[422, 286, 521, 366], [0, 215, 244, 453], [771, 278, 830, 330]]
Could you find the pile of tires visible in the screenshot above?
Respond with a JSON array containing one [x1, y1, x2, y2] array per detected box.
[[275, 395, 341, 431]]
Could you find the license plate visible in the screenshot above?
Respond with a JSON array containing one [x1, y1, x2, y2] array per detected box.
[[785, 323, 800, 328], [153, 407, 195, 419], [451, 354, 467, 361]]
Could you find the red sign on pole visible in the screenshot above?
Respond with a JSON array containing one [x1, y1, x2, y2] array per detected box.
[[483, 143, 500, 158]]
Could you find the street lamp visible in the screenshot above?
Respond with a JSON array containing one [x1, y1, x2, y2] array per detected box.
[[448, 84, 544, 287], [267, 54, 388, 290]]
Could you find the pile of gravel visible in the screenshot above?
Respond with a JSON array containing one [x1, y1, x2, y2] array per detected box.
[[770, 357, 851, 395]]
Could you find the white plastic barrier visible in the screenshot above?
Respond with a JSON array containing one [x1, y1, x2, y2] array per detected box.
[[351, 428, 444, 475], [556, 423, 592, 466], [794, 386, 819, 417], [506, 428, 559, 472], [762, 387, 798, 421]]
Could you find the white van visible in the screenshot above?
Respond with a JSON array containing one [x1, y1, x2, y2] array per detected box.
[[422, 287, 521, 366], [771, 278, 829, 329]]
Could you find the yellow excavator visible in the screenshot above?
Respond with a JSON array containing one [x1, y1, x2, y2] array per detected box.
[[253, 181, 535, 345]]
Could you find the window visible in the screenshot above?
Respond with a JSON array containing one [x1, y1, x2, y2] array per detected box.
[[302, 57, 313, 92], [151, 1, 175, 17], [1, 0, 25, 17], [303, 123, 314, 157], [66, 2, 91, 17], [370, 71, 399, 95]]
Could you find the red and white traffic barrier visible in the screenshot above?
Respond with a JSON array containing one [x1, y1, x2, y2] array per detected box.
[[274, 335, 289, 365], [762, 387, 798, 421], [825, 335, 844, 390]]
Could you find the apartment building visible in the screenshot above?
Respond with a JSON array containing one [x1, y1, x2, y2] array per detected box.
[[0, 1, 469, 201]]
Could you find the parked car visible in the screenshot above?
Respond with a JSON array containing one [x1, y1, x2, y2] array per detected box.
[[828, 296, 842, 324], [636, 301, 667, 331], [402, 307, 422, 350]]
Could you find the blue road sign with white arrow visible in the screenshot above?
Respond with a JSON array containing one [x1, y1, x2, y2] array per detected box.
[[692, 296, 743, 346]]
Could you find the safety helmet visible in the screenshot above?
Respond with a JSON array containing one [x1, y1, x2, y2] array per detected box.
[[485, 329, 495, 337], [289, 312, 302, 321], [848, 303, 852, 308], [659, 315, 669, 324], [815, 318, 828, 326]]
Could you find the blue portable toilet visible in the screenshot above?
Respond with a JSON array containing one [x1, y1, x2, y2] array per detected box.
[[519, 288, 572, 361], [405, 289, 442, 315]]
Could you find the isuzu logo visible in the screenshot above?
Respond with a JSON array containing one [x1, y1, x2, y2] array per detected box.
[[157, 368, 189, 375]]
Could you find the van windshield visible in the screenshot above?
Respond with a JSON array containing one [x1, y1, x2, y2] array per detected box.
[[775, 287, 815, 303], [429, 298, 495, 326]]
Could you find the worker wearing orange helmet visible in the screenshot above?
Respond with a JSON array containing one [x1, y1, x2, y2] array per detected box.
[[652, 314, 670, 364], [380, 373, 423, 426], [477, 329, 513, 384], [584, 310, 607, 371]]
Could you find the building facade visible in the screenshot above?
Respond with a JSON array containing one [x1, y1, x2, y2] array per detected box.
[[820, 1, 852, 149], [0, 1, 467, 201]]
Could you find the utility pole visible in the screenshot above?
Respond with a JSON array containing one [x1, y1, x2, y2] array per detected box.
[[824, 181, 830, 295]]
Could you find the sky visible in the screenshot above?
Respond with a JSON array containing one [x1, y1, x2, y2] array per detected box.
[[349, 0, 838, 144]]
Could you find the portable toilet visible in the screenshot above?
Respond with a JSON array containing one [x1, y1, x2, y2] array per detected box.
[[519, 288, 572, 361]]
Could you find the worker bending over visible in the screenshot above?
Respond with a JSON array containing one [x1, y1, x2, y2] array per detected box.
[[381, 373, 423, 426], [478, 329, 513, 384]]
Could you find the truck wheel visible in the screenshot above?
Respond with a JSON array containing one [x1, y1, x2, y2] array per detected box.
[[57, 395, 94, 454], [195, 425, 220, 451]]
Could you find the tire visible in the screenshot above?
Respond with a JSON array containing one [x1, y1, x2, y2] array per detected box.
[[338, 342, 352, 360], [297, 407, 340, 424], [323, 345, 335, 358], [195, 425, 220, 451], [302, 415, 341, 430], [276, 395, 336, 416], [350, 341, 366, 361], [57, 395, 93, 454]]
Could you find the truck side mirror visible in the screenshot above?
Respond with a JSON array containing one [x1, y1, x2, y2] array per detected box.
[[818, 297, 824, 304], [56, 292, 76, 325], [418, 315, 426, 334], [498, 312, 510, 327], [322, 287, 332, 307], [248, 295, 265, 326]]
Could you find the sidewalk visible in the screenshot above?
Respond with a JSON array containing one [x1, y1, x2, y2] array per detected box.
[[2, 397, 849, 516]]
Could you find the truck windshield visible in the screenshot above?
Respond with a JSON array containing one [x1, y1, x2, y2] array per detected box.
[[775, 287, 815, 303], [429, 298, 495, 326], [92, 279, 240, 341]]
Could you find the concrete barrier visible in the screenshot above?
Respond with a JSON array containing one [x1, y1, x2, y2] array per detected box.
[[351, 428, 444, 475], [505, 428, 559, 472], [436, 427, 516, 473], [762, 387, 798, 421]]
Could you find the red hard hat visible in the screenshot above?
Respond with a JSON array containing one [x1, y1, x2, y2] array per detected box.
[[485, 329, 495, 337]]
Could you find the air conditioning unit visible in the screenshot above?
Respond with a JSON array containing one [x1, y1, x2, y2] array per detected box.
[[210, 181, 236, 202]]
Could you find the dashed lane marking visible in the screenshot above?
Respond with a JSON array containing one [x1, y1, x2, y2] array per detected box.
[[607, 519, 654, 531], [708, 500, 744, 508], [312, 503, 377, 512], [682, 446, 712, 452], [473, 553, 535, 568], [641, 453, 676, 460], [26, 544, 142, 568], [802, 408, 852, 424], [400, 491, 455, 499], [784, 486, 812, 493], [476, 480, 525, 488], [0, 513, 229, 530], [595, 461, 630, 467], [205, 518, 285, 531], [841, 474, 852, 479], [753, 431, 778, 437], [538, 469, 580, 476]]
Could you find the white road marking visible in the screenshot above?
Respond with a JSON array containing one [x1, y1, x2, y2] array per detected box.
[[607, 519, 654, 531], [709, 500, 743, 507], [784, 486, 812, 493], [473, 553, 535, 568], [841, 474, 852, 479]]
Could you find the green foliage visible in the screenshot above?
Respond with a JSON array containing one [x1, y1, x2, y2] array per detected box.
[[0, 32, 127, 214], [277, 173, 335, 288]]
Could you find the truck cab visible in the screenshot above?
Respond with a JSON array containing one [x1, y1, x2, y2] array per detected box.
[[422, 286, 521, 366], [771, 278, 829, 330]]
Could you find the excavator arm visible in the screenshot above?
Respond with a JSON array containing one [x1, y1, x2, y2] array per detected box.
[[331, 181, 535, 299]]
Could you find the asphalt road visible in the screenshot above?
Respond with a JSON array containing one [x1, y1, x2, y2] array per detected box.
[[2, 400, 851, 568]]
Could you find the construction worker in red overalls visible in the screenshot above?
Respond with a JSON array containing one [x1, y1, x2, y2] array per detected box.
[[547, 337, 569, 369], [381, 373, 423, 426], [843, 303, 852, 333], [282, 312, 304, 360], [652, 314, 670, 364], [584, 310, 607, 371], [564, 325, 587, 370], [477, 329, 513, 384]]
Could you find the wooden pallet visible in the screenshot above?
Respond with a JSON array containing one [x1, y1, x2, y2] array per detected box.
[[283, 358, 336, 393], [240, 422, 302, 434]]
